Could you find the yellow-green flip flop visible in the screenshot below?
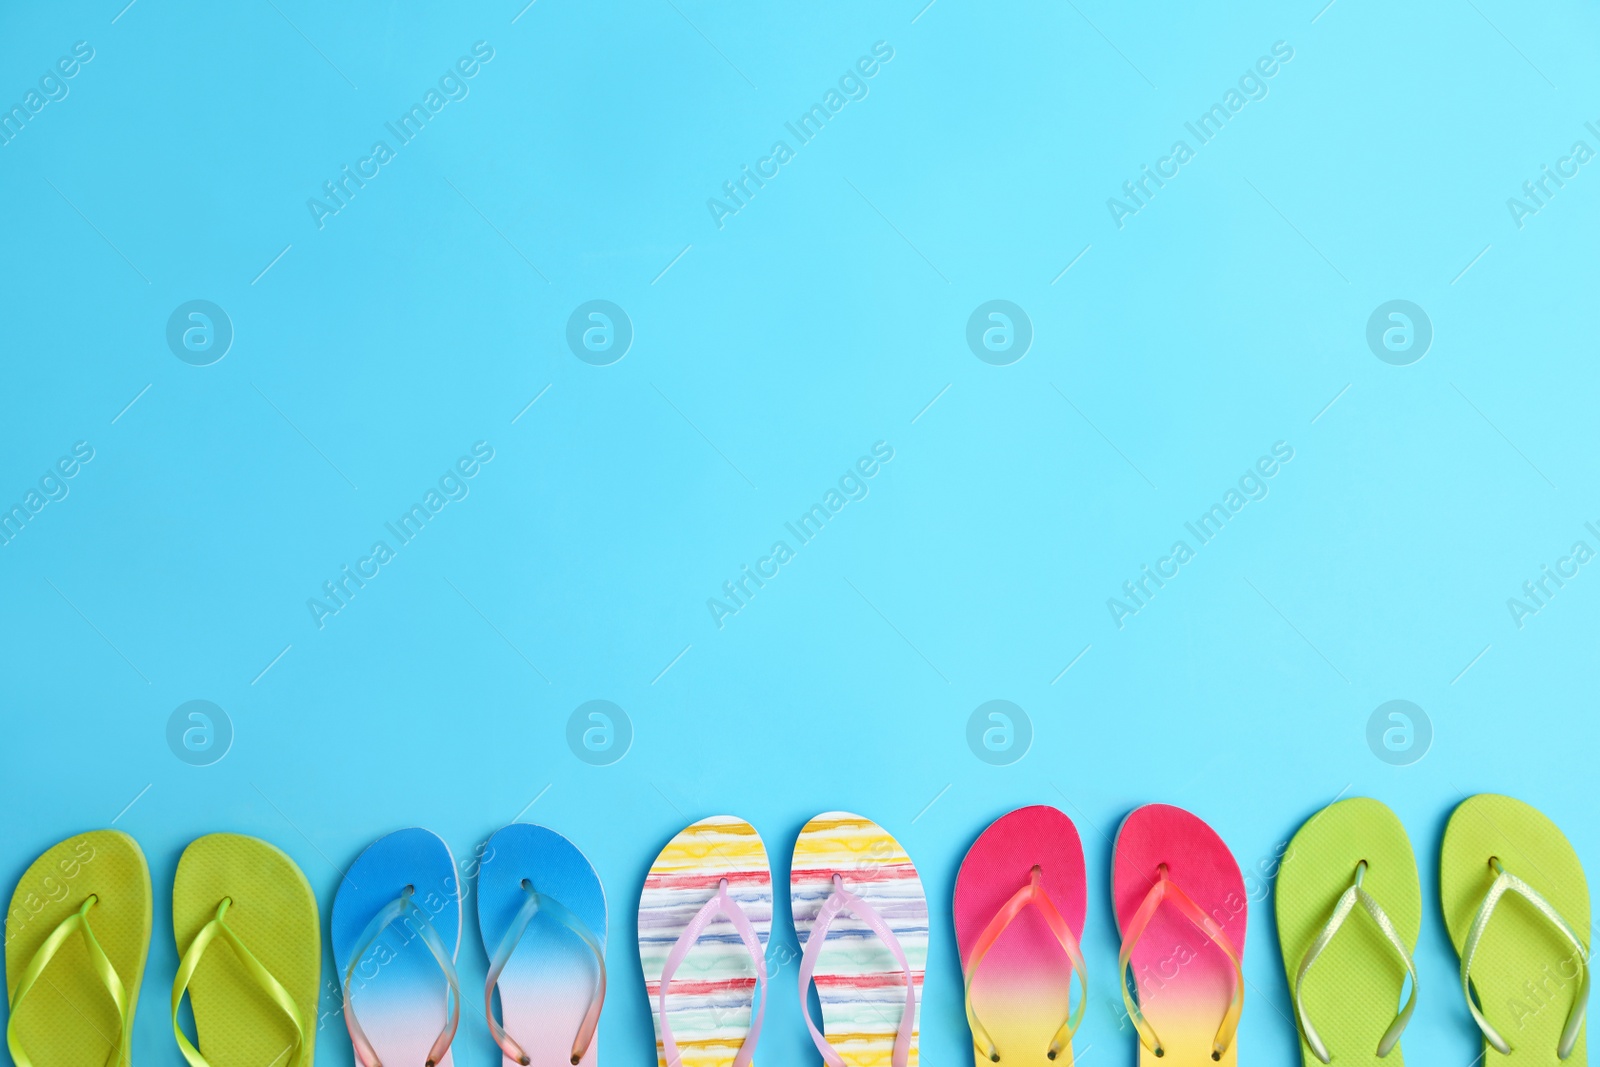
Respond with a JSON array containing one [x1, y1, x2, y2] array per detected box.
[[1276, 797, 1421, 1066], [1442, 794, 1590, 1066], [6, 830, 152, 1067], [171, 833, 321, 1067]]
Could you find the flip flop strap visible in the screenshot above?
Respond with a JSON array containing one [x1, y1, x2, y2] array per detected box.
[[656, 878, 768, 1067], [1293, 863, 1417, 1064], [1462, 860, 1590, 1059], [1118, 869, 1245, 1059], [962, 865, 1088, 1062], [342, 890, 463, 1067], [485, 883, 607, 1066], [171, 898, 308, 1067], [798, 875, 918, 1067], [6, 896, 130, 1067]]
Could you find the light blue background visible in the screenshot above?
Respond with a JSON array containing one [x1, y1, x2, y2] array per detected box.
[[2, 0, 1597, 1064]]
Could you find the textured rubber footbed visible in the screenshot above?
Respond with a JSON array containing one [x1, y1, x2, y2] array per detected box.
[[639, 816, 772, 1067], [792, 812, 928, 1067], [5, 830, 151, 1067], [1441, 794, 1590, 1067], [478, 823, 606, 1067], [954, 805, 1087, 1067], [331, 828, 462, 1067], [173, 833, 320, 1067], [1112, 804, 1247, 1067], [1275, 797, 1420, 1067]]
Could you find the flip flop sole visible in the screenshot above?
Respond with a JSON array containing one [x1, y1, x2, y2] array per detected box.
[[792, 812, 928, 1067], [1275, 797, 1420, 1066], [954, 805, 1087, 1067], [173, 833, 321, 1067], [1441, 794, 1589, 1067], [332, 828, 462, 1067], [478, 824, 606, 1067], [639, 816, 772, 1067], [5, 830, 151, 1067], [1113, 804, 1246, 1067]]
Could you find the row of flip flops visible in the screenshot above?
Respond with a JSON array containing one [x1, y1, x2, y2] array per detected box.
[[4, 794, 1587, 1067]]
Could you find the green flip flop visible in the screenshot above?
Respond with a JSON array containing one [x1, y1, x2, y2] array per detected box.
[[5, 830, 152, 1067], [1276, 797, 1421, 1066], [171, 833, 321, 1067], [1441, 794, 1590, 1066]]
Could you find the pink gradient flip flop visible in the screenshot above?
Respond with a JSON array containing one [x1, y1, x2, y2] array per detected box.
[[954, 806, 1089, 1067], [1112, 804, 1247, 1067]]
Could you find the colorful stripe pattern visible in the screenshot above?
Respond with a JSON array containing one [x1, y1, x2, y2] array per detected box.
[[639, 816, 772, 1067], [792, 812, 928, 1067]]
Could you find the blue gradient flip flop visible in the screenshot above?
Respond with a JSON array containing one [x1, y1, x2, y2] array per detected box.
[[332, 829, 463, 1067], [477, 824, 607, 1067]]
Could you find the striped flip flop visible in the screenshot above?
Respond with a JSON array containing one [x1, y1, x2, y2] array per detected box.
[[639, 816, 772, 1067], [792, 812, 928, 1067]]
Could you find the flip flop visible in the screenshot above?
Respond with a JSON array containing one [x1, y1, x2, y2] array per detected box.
[[792, 811, 928, 1067], [639, 815, 772, 1067], [5, 830, 151, 1067], [1275, 798, 1421, 1066], [1112, 804, 1247, 1067], [1441, 794, 1590, 1065], [954, 805, 1089, 1066], [332, 828, 464, 1067], [478, 824, 607, 1067], [171, 833, 321, 1067]]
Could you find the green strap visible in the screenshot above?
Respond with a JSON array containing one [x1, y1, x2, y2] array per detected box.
[[1462, 858, 1590, 1059], [1293, 862, 1418, 1064], [6, 895, 131, 1067], [171, 898, 308, 1067]]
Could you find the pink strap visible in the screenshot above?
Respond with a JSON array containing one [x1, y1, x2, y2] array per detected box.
[[797, 875, 918, 1067], [656, 878, 767, 1067], [963, 866, 1087, 1060], [1118, 867, 1245, 1058]]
